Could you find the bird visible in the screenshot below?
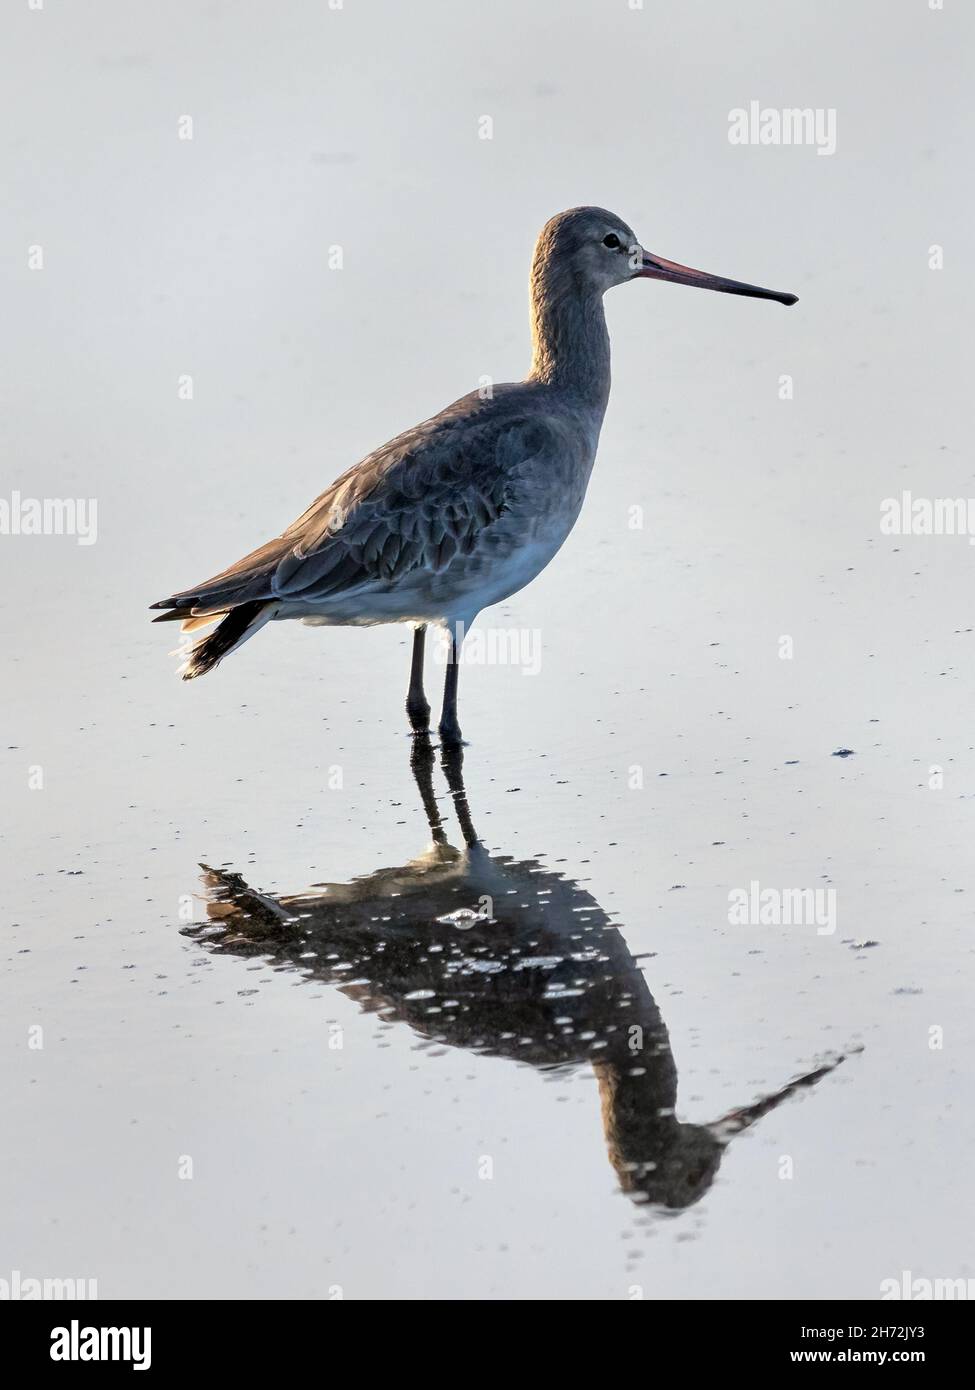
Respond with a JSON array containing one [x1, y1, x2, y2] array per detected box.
[[186, 738, 850, 1211], [151, 206, 797, 744]]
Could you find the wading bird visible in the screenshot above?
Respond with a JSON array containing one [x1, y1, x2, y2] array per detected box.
[[152, 207, 796, 743]]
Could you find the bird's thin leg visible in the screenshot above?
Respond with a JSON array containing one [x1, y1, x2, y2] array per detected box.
[[406, 624, 430, 733], [438, 624, 464, 747]]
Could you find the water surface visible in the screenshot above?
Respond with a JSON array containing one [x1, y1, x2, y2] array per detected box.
[[2, 0, 973, 1299]]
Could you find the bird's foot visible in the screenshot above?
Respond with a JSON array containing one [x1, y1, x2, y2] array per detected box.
[[406, 698, 431, 734], [437, 716, 464, 748]]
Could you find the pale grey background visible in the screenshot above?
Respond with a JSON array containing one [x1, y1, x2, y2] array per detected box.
[[1, 0, 973, 1299]]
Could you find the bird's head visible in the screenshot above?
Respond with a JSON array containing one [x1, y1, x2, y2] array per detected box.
[[534, 205, 797, 306]]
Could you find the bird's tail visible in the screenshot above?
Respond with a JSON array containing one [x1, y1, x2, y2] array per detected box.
[[155, 600, 274, 680]]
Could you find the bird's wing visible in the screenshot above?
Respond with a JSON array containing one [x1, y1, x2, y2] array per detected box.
[[153, 403, 557, 613]]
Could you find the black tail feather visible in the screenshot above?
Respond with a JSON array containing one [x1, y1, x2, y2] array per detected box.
[[181, 601, 268, 680]]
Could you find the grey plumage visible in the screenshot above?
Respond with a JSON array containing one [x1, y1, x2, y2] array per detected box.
[[151, 206, 795, 730], [154, 402, 552, 616]]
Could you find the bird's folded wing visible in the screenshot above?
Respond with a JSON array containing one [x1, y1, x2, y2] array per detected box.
[[155, 410, 555, 612]]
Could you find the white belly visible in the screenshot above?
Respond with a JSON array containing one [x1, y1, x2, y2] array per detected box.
[[287, 507, 580, 630]]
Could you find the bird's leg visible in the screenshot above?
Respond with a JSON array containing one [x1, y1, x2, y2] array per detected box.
[[406, 624, 430, 733], [438, 623, 464, 747]]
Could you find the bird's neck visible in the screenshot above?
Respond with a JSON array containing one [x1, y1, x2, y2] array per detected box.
[[527, 269, 611, 412]]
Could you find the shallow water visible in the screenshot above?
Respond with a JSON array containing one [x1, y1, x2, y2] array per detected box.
[[3, 0, 974, 1299]]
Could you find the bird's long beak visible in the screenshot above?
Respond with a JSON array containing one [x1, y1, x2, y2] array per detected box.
[[636, 248, 798, 306]]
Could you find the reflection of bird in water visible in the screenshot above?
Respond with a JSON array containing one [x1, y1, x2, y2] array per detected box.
[[184, 740, 855, 1211]]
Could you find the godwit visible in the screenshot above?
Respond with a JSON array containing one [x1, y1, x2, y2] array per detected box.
[[151, 206, 796, 743]]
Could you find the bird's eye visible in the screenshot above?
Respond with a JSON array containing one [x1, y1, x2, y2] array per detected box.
[[602, 233, 621, 249]]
